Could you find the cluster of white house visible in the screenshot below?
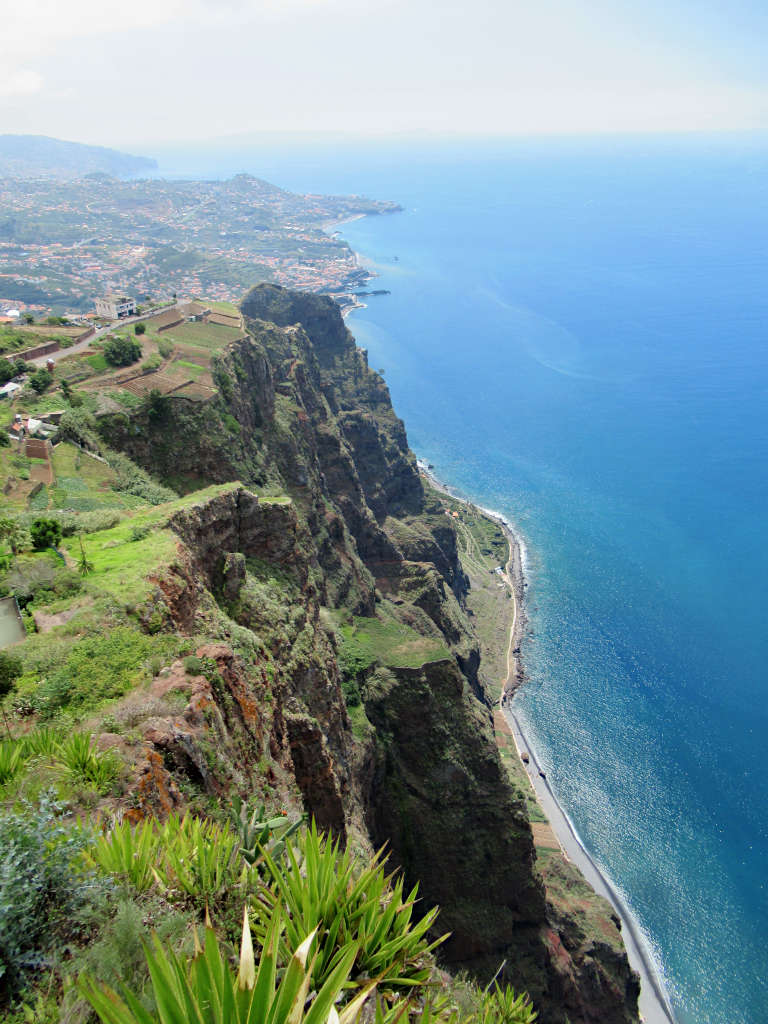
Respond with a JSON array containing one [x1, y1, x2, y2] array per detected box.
[[94, 295, 137, 319]]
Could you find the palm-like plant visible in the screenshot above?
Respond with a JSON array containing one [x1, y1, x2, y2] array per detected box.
[[252, 820, 448, 995], [79, 904, 375, 1024]]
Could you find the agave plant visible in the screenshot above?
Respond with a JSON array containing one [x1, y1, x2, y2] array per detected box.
[[252, 820, 448, 995], [478, 983, 537, 1024], [87, 817, 159, 893], [0, 738, 26, 786], [79, 903, 376, 1024], [21, 724, 66, 759], [229, 795, 305, 869], [161, 813, 240, 902], [56, 733, 119, 793], [88, 813, 242, 906]]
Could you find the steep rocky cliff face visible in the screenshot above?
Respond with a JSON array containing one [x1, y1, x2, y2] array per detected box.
[[98, 284, 639, 1024]]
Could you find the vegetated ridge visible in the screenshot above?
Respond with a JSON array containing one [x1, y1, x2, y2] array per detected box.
[[0, 134, 157, 179], [1, 284, 640, 1023]]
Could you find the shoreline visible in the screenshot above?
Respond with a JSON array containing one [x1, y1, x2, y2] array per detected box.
[[418, 460, 677, 1024]]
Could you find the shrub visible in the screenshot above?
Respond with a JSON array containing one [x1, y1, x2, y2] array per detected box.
[[133, 323, 146, 336], [144, 388, 170, 422], [0, 651, 23, 701], [156, 337, 174, 358], [55, 408, 100, 449], [129, 523, 150, 542], [29, 368, 53, 394], [141, 354, 162, 374], [147, 655, 164, 676], [30, 517, 62, 550], [0, 431, 9, 448], [0, 795, 101, 999], [223, 412, 240, 435], [102, 336, 142, 367], [108, 451, 176, 505], [183, 655, 203, 675], [35, 627, 155, 717]]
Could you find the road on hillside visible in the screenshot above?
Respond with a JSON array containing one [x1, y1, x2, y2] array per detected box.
[[26, 302, 184, 367]]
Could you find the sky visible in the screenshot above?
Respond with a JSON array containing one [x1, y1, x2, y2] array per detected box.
[[2, 0, 768, 148]]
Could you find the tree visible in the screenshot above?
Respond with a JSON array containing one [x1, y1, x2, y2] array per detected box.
[[0, 651, 22, 737], [29, 368, 53, 394], [134, 322, 146, 336], [29, 518, 62, 551], [0, 516, 25, 555], [102, 335, 142, 367], [22, 314, 34, 325], [60, 379, 72, 401], [77, 537, 94, 576]]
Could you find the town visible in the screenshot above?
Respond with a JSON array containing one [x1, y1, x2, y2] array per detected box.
[[0, 172, 400, 317]]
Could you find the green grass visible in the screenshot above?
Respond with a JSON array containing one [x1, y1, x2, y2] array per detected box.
[[61, 519, 177, 605], [157, 322, 243, 351], [175, 360, 207, 379], [50, 443, 140, 512], [199, 298, 240, 316], [85, 353, 109, 372], [337, 612, 450, 672]]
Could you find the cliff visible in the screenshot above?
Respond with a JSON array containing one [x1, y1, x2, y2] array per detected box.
[[13, 284, 638, 1022]]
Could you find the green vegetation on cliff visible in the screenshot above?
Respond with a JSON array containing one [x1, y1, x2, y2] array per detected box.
[[0, 284, 639, 1024]]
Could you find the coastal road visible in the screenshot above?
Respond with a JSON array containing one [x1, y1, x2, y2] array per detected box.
[[494, 540, 677, 1024]]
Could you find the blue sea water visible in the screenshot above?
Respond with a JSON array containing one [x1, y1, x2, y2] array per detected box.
[[154, 134, 768, 1023]]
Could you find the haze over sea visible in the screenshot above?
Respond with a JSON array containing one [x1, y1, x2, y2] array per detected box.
[[154, 134, 768, 1023]]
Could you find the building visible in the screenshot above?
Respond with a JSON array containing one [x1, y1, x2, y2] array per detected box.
[[94, 295, 137, 320]]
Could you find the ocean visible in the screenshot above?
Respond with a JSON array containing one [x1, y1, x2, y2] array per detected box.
[[152, 134, 768, 1023]]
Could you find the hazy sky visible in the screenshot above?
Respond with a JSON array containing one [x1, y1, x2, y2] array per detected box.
[[2, 0, 768, 147]]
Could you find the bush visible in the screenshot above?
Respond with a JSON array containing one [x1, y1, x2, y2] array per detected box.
[[183, 655, 203, 675], [0, 358, 15, 385], [56, 408, 100, 449], [129, 523, 150, 542], [0, 652, 22, 702], [102, 336, 142, 367], [108, 451, 175, 505], [0, 795, 102, 999], [0, 432, 9, 448], [34, 627, 155, 717], [3, 560, 54, 609], [30, 517, 62, 550], [133, 323, 146, 336], [141, 354, 162, 374], [29, 368, 53, 394], [156, 337, 174, 358], [223, 412, 240, 435]]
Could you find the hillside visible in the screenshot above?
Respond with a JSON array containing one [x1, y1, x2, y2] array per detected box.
[[0, 285, 640, 1023], [0, 134, 156, 179]]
